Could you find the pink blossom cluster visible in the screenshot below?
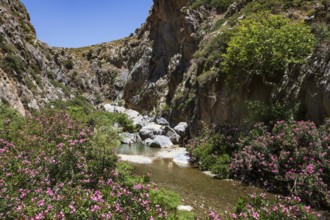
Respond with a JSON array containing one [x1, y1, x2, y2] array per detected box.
[[208, 193, 320, 220], [231, 120, 330, 208], [0, 111, 173, 219]]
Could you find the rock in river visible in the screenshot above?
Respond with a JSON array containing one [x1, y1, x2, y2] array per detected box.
[[144, 135, 173, 148]]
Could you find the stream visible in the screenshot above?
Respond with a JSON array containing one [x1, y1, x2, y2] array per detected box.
[[116, 143, 265, 218]]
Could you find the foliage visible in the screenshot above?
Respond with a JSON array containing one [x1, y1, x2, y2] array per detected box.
[[51, 98, 136, 133], [244, 100, 297, 126], [64, 59, 74, 69], [227, 193, 320, 220], [190, 0, 234, 11], [187, 125, 240, 178], [311, 22, 330, 42], [0, 109, 185, 219], [50, 80, 71, 96], [0, 104, 23, 131], [222, 13, 315, 81], [150, 189, 180, 212], [231, 120, 330, 208], [3, 54, 25, 76], [194, 30, 234, 73]]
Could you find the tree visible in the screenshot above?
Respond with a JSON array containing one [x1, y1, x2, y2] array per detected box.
[[222, 13, 315, 81]]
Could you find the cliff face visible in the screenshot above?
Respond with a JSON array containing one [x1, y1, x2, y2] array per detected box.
[[0, 0, 63, 115], [123, 0, 207, 113], [1, 0, 329, 129]]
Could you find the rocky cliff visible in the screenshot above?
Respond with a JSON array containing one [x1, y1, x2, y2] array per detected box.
[[1, 0, 329, 130]]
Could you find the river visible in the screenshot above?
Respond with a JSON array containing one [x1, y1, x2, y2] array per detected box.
[[116, 143, 265, 218]]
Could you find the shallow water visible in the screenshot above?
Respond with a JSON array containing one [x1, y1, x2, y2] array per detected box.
[[116, 143, 265, 217]]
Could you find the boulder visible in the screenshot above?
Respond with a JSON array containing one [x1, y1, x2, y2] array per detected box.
[[104, 104, 126, 114], [119, 132, 141, 144], [177, 205, 193, 212], [174, 122, 188, 137], [173, 152, 190, 167], [133, 115, 153, 129], [164, 126, 181, 144], [155, 117, 169, 126], [142, 138, 153, 146], [125, 109, 140, 119], [146, 135, 173, 148], [139, 123, 163, 140]]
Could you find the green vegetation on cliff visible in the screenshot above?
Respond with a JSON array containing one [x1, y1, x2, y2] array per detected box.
[[222, 13, 315, 81]]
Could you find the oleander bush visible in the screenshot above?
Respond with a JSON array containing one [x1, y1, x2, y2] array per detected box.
[[231, 120, 330, 208], [0, 108, 186, 219], [188, 119, 329, 210], [208, 193, 321, 220]]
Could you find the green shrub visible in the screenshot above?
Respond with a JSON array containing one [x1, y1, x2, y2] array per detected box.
[[187, 126, 239, 178], [244, 100, 297, 126], [64, 59, 74, 69], [177, 210, 196, 220], [222, 13, 315, 81], [50, 80, 71, 96], [149, 189, 180, 211], [3, 54, 25, 76], [311, 22, 330, 42], [190, 0, 234, 10], [0, 104, 23, 131]]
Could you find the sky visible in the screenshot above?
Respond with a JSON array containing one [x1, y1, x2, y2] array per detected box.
[[20, 0, 153, 48]]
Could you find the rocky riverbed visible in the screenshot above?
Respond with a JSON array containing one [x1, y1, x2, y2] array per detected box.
[[103, 103, 189, 148]]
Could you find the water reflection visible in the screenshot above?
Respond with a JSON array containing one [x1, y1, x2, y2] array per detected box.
[[116, 143, 265, 217], [116, 142, 159, 156]]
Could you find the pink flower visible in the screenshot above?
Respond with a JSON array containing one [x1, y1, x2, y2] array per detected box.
[[239, 212, 248, 218], [37, 199, 45, 207], [304, 205, 311, 212], [252, 211, 259, 219], [306, 164, 314, 174], [69, 204, 76, 213], [133, 184, 143, 190], [91, 204, 100, 212]]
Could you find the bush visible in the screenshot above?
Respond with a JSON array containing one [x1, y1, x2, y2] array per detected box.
[[190, 0, 234, 11], [244, 100, 297, 126], [64, 59, 74, 69], [227, 193, 320, 220], [231, 120, 330, 208], [0, 110, 183, 219], [3, 54, 25, 76], [222, 13, 315, 81], [187, 125, 240, 178], [0, 104, 23, 132]]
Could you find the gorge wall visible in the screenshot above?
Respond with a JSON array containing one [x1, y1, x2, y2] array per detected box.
[[0, 0, 329, 131]]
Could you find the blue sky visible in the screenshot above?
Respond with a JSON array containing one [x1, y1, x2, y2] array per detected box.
[[21, 0, 153, 48]]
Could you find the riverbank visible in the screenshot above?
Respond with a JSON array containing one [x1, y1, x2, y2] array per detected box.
[[116, 143, 266, 218]]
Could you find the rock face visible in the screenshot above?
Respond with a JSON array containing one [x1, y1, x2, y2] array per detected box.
[[122, 0, 206, 113], [1, 0, 330, 133], [0, 0, 67, 115]]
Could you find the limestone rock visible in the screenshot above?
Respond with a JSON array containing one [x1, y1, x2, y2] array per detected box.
[[146, 135, 173, 148], [155, 117, 169, 126], [119, 132, 141, 144], [164, 126, 181, 144], [174, 122, 189, 137], [139, 123, 163, 140]]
